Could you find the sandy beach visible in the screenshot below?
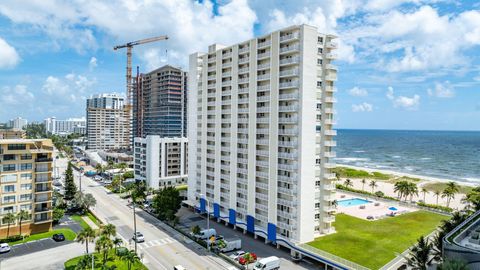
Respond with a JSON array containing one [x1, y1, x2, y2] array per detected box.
[[337, 165, 476, 210]]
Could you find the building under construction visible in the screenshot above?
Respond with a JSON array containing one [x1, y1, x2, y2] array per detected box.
[[133, 65, 187, 139]]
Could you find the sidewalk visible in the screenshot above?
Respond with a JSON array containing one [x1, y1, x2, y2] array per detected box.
[[82, 216, 99, 230]]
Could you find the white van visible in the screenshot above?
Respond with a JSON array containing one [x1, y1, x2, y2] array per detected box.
[[254, 256, 280, 270], [195, 228, 217, 240]]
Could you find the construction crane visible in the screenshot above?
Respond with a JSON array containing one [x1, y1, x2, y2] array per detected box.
[[113, 35, 169, 121]]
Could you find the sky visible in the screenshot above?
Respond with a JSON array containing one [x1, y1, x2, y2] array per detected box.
[[0, 0, 479, 131]]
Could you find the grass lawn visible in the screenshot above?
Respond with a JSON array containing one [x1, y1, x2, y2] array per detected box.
[[307, 211, 446, 269], [71, 214, 91, 229], [9, 228, 76, 245], [423, 182, 472, 194], [65, 250, 147, 270], [87, 211, 102, 227]]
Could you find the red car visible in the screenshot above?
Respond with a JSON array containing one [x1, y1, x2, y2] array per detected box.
[[238, 252, 257, 265]]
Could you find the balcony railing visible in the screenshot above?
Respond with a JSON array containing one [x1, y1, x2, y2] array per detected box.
[[35, 157, 53, 162], [34, 197, 51, 203], [35, 167, 50, 173], [35, 187, 51, 193]]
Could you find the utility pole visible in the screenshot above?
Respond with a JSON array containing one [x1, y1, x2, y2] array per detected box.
[[133, 200, 137, 254]]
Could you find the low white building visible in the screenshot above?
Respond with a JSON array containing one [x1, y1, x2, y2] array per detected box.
[[134, 136, 188, 189], [44, 117, 86, 136]]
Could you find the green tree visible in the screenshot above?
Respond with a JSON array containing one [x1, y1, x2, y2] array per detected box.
[[434, 190, 441, 205], [369, 180, 378, 193], [421, 188, 429, 202], [116, 162, 128, 173], [121, 249, 139, 270], [113, 237, 123, 256], [361, 179, 366, 191], [438, 259, 469, 270], [64, 162, 77, 201], [123, 171, 134, 179], [343, 179, 353, 188], [394, 181, 408, 200], [101, 223, 117, 238], [152, 186, 182, 221], [72, 192, 96, 213], [2, 213, 16, 238], [95, 163, 105, 175], [16, 210, 30, 237], [442, 188, 455, 208], [77, 227, 97, 254], [406, 236, 432, 270], [131, 181, 147, 205], [191, 225, 201, 235], [52, 207, 65, 224], [95, 235, 113, 265], [111, 175, 124, 192], [75, 255, 91, 270], [463, 186, 480, 211]]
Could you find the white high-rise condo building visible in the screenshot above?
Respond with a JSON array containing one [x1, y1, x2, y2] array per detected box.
[[134, 136, 188, 189], [187, 24, 337, 245], [44, 117, 86, 136], [7, 117, 28, 130]]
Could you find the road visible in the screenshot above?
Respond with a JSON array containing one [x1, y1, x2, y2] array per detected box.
[[57, 154, 235, 270], [0, 242, 85, 270]]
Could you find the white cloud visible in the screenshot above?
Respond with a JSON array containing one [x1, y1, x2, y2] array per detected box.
[[348, 86, 368, 96], [42, 73, 96, 104], [0, 37, 20, 69], [1, 84, 34, 105], [89, 57, 97, 70], [0, 0, 257, 67], [427, 81, 455, 98], [352, 102, 373, 112], [386, 86, 420, 110]]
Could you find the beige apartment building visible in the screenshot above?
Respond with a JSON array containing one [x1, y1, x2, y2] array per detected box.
[[0, 129, 26, 139], [0, 139, 53, 238]]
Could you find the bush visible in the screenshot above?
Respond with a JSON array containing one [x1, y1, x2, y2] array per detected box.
[[417, 202, 453, 213], [375, 191, 385, 197], [0, 235, 24, 243]]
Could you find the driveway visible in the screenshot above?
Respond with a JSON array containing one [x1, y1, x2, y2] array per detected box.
[[0, 242, 85, 270], [177, 207, 322, 270], [0, 238, 72, 259]]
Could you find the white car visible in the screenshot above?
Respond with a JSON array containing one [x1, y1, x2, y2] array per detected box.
[[229, 250, 245, 261], [0, 243, 11, 253], [94, 176, 103, 181], [133, 232, 145, 243]]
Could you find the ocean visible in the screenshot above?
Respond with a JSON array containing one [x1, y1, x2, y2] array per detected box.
[[335, 129, 480, 185]]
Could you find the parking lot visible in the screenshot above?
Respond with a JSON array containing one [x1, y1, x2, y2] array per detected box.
[[0, 237, 72, 259], [177, 207, 321, 270]]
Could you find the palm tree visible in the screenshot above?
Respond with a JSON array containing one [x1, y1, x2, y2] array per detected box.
[[361, 179, 366, 191], [101, 223, 117, 238], [394, 181, 407, 200], [2, 213, 16, 238], [117, 162, 128, 173], [16, 210, 30, 237], [95, 235, 113, 265], [369, 180, 378, 193], [77, 227, 97, 254], [434, 190, 441, 205], [421, 188, 428, 202], [442, 188, 455, 208], [113, 237, 123, 256], [406, 236, 432, 270], [446, 181, 460, 194], [344, 179, 353, 189], [121, 249, 139, 270], [408, 182, 419, 202], [107, 160, 114, 170], [95, 163, 105, 175]]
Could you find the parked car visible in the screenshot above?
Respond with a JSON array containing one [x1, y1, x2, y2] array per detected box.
[[219, 238, 241, 253], [94, 175, 103, 181], [194, 228, 216, 240], [229, 250, 245, 261], [52, 233, 65, 242], [103, 180, 112, 185], [253, 256, 280, 270], [0, 243, 11, 253], [133, 232, 145, 243], [238, 253, 257, 265]]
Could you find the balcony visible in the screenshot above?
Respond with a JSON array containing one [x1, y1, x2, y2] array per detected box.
[[279, 93, 299, 100], [257, 117, 269, 124], [256, 150, 269, 156], [222, 90, 231, 96], [256, 139, 269, 145], [256, 128, 269, 134], [223, 52, 232, 58], [324, 173, 337, 180], [278, 198, 297, 207], [257, 85, 270, 92], [34, 207, 52, 213], [325, 64, 337, 70], [278, 140, 297, 147], [324, 97, 337, 103], [222, 80, 232, 86], [238, 117, 248, 124], [239, 46, 249, 54], [324, 108, 335, 114], [324, 140, 337, 147], [222, 62, 232, 68], [279, 81, 299, 89], [279, 69, 299, 77], [256, 171, 269, 178], [278, 210, 296, 220], [207, 75, 216, 80], [257, 74, 270, 81], [238, 67, 249, 74], [278, 163, 297, 171], [208, 57, 216, 63], [35, 167, 51, 173], [278, 152, 297, 159], [280, 44, 300, 54], [256, 160, 269, 167], [238, 98, 249, 104], [207, 66, 215, 72], [324, 151, 336, 158], [279, 105, 298, 112], [207, 92, 216, 98], [35, 177, 50, 183], [279, 57, 300, 66], [34, 217, 52, 224], [323, 195, 335, 201], [323, 216, 335, 223], [257, 63, 270, 70], [325, 74, 337, 81], [257, 52, 270, 59], [278, 186, 297, 196], [323, 184, 336, 191], [325, 86, 337, 93], [34, 196, 51, 203], [280, 33, 299, 42], [238, 77, 249, 84], [324, 163, 336, 169], [237, 138, 248, 144], [239, 57, 250, 64], [279, 128, 298, 135], [257, 106, 270, 113], [238, 107, 249, 113], [326, 53, 337, 59], [257, 40, 271, 48], [326, 41, 338, 49], [324, 118, 336, 125], [256, 182, 269, 190], [35, 157, 53, 163], [35, 187, 51, 193], [279, 117, 298, 124], [256, 192, 268, 201]]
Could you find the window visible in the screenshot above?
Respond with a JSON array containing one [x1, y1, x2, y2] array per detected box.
[[7, 144, 26, 150], [2, 164, 15, 172], [20, 154, 32, 160], [20, 173, 32, 180], [315, 202, 320, 208], [21, 183, 32, 190], [3, 154, 16, 161], [19, 194, 32, 202], [318, 36, 323, 43], [315, 180, 320, 186], [2, 206, 15, 214], [20, 204, 32, 211], [316, 158, 321, 165], [20, 163, 32, 171], [317, 59, 323, 65], [317, 81, 322, 87], [1, 174, 16, 183], [3, 185, 15, 193], [318, 48, 323, 54], [3, 195, 16, 204], [315, 214, 320, 219]]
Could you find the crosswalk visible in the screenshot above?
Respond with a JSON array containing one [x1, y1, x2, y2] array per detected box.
[[137, 237, 177, 250]]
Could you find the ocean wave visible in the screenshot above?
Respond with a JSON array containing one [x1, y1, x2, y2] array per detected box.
[[353, 150, 366, 153], [392, 155, 401, 158], [335, 157, 370, 163], [420, 157, 432, 160], [461, 177, 480, 184]]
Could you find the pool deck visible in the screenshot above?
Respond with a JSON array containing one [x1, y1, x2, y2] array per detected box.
[[336, 192, 415, 220]]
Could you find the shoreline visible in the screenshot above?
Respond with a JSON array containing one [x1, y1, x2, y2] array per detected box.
[[338, 164, 479, 188]]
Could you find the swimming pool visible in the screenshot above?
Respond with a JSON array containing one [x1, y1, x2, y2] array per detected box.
[[338, 198, 371, 207]]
